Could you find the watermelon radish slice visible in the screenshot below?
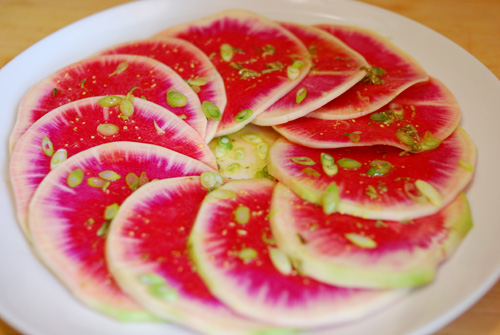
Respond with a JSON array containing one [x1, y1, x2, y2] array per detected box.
[[208, 124, 280, 180], [190, 178, 404, 327], [10, 96, 216, 237], [107, 176, 290, 335], [28, 142, 215, 320], [267, 128, 476, 221], [99, 37, 227, 142], [10, 54, 206, 150], [273, 77, 461, 151], [252, 22, 368, 126], [271, 183, 473, 289], [156, 9, 312, 136], [307, 24, 428, 120]]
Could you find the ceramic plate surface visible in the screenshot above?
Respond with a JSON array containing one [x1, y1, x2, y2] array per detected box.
[[1, 0, 499, 334]]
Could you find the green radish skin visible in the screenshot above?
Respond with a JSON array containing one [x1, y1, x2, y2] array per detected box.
[[9, 54, 206, 152], [28, 142, 216, 321], [107, 176, 292, 335], [271, 183, 473, 289], [308, 24, 428, 120], [208, 124, 280, 180], [99, 37, 227, 143], [10, 96, 216, 238], [252, 22, 368, 126], [189, 179, 404, 328], [273, 77, 461, 151], [156, 9, 312, 137], [267, 128, 477, 221]]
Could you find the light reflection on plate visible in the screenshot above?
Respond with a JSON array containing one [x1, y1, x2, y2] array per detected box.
[[0, 1, 499, 335]]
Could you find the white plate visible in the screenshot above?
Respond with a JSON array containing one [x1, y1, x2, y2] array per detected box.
[[1, 0, 499, 334]]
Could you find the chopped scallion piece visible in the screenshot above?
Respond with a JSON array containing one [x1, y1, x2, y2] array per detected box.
[[139, 273, 165, 286], [268, 247, 292, 275], [345, 233, 377, 249], [345, 131, 362, 143], [210, 189, 237, 200], [415, 180, 443, 207], [154, 120, 165, 134], [87, 177, 108, 189], [218, 136, 233, 150], [234, 205, 250, 224], [235, 109, 253, 122], [261, 44, 276, 57], [337, 158, 362, 170], [291, 156, 316, 165], [320, 153, 338, 176], [220, 43, 234, 62], [237, 248, 257, 263], [67, 169, 84, 188], [296, 87, 307, 104], [287, 66, 300, 80], [370, 112, 390, 122], [215, 145, 227, 158], [97, 221, 110, 237], [234, 148, 245, 160], [138, 171, 149, 187], [50, 149, 67, 170], [108, 61, 129, 77], [41, 136, 54, 157], [421, 132, 441, 151], [104, 203, 119, 221], [228, 163, 241, 172], [119, 98, 134, 119], [322, 182, 339, 215], [186, 77, 208, 86], [201, 101, 221, 120], [459, 159, 474, 172], [200, 172, 223, 190], [166, 88, 188, 107], [98, 170, 121, 181], [126, 173, 139, 190], [367, 160, 392, 176], [97, 123, 119, 136], [302, 167, 321, 177], [257, 143, 269, 160], [148, 283, 179, 301], [241, 133, 262, 144]]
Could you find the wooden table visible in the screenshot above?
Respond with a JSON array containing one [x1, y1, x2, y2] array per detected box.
[[0, 0, 499, 334]]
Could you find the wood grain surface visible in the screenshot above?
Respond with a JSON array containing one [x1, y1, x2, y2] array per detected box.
[[1, 0, 499, 334]]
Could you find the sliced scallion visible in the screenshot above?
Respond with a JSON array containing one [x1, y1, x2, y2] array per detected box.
[[97, 123, 119, 136], [337, 158, 362, 170], [126, 173, 139, 190], [50, 149, 67, 170], [415, 180, 443, 207], [291, 156, 316, 166], [202, 101, 221, 120], [235, 109, 253, 122], [220, 43, 234, 62], [41, 136, 54, 157], [296, 87, 307, 104], [166, 88, 188, 108], [322, 182, 339, 215], [104, 203, 119, 221], [237, 248, 257, 263], [302, 167, 321, 177], [67, 169, 84, 188], [234, 205, 250, 224], [345, 233, 377, 249]]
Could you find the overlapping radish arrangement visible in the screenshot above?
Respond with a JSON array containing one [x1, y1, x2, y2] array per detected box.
[[9, 9, 477, 335]]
